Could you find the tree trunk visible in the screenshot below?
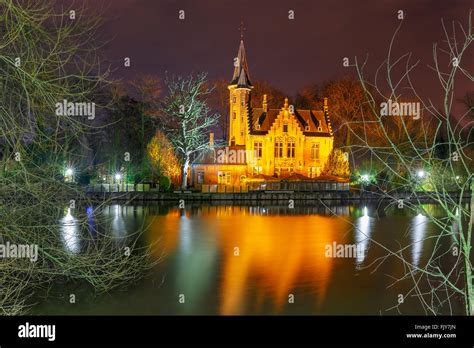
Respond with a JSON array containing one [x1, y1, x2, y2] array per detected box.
[[181, 158, 189, 190], [345, 126, 351, 147]]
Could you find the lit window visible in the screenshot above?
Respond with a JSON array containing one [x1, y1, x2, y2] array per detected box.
[[287, 138, 295, 158], [254, 142, 263, 159], [311, 143, 320, 160], [274, 139, 283, 158], [233, 96, 236, 103], [218, 171, 232, 185], [197, 171, 204, 184], [308, 167, 319, 178]]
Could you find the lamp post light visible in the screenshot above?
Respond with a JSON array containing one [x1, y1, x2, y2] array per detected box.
[[360, 173, 371, 199], [64, 167, 74, 183], [417, 170, 426, 179], [114, 172, 122, 183]]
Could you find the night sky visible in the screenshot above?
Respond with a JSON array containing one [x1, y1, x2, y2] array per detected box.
[[88, 0, 472, 117]]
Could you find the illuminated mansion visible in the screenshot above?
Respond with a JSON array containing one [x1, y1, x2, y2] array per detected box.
[[191, 38, 334, 187]]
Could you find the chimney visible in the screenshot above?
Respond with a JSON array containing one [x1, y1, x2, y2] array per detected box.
[[263, 94, 268, 112], [209, 132, 214, 147], [323, 97, 328, 112]]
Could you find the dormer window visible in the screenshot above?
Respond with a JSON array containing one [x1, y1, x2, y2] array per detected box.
[[305, 125, 310, 131], [255, 124, 261, 130], [317, 126, 323, 132]]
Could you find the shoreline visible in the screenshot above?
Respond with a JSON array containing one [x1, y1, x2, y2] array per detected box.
[[84, 190, 471, 203]]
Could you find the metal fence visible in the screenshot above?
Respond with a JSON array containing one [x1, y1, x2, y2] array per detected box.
[[87, 183, 152, 193], [201, 185, 249, 193], [201, 181, 349, 193], [87, 181, 350, 194], [248, 181, 349, 192]]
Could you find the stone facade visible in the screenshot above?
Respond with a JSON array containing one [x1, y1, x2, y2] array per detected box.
[[192, 38, 334, 187]]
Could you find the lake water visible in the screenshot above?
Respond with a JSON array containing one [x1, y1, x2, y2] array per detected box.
[[33, 202, 468, 315]]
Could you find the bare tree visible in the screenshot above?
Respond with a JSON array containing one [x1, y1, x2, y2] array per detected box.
[[250, 79, 286, 109], [296, 77, 371, 150], [347, 10, 473, 315], [0, 0, 153, 314], [130, 75, 162, 173], [208, 78, 230, 140], [161, 73, 219, 189]]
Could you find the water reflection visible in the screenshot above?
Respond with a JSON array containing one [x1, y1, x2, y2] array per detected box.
[[55, 203, 460, 315], [219, 215, 345, 314], [411, 213, 428, 267], [86, 206, 97, 238], [355, 206, 373, 268], [175, 213, 218, 313], [101, 205, 129, 244], [178, 212, 192, 254], [147, 206, 352, 314], [60, 208, 80, 254]]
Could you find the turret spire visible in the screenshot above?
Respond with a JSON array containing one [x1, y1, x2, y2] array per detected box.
[[230, 22, 251, 88], [239, 18, 246, 39]]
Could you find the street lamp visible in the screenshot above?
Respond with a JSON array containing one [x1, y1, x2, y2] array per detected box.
[[361, 174, 370, 183], [114, 173, 122, 183], [64, 167, 74, 182], [417, 170, 426, 179]]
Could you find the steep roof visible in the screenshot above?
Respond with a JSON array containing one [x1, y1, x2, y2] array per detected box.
[[248, 106, 332, 137], [230, 40, 252, 88]]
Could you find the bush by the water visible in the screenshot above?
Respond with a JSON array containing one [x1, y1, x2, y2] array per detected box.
[[159, 176, 171, 191]]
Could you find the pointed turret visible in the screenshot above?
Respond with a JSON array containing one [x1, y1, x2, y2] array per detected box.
[[227, 25, 253, 147], [230, 40, 252, 88]]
